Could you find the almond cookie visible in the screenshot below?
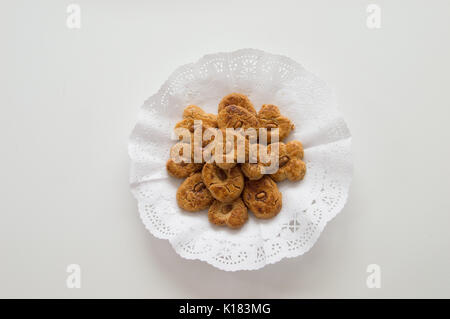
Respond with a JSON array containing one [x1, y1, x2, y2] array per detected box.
[[175, 105, 218, 133], [257, 104, 294, 142], [208, 198, 248, 229], [202, 163, 244, 202], [243, 176, 282, 219], [217, 105, 259, 130], [218, 93, 256, 114], [270, 141, 306, 182], [176, 173, 214, 212]]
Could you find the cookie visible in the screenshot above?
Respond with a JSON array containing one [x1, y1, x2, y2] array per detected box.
[[173, 128, 214, 165], [173, 123, 211, 164], [183, 105, 217, 122], [202, 163, 244, 202], [175, 105, 218, 133], [218, 93, 256, 114], [208, 198, 248, 229], [270, 141, 306, 182], [242, 176, 282, 219], [167, 140, 201, 178], [217, 105, 259, 130], [166, 159, 203, 178], [214, 142, 237, 170], [176, 173, 214, 212], [285, 140, 304, 159], [240, 143, 268, 180], [212, 129, 251, 170], [257, 104, 294, 142]]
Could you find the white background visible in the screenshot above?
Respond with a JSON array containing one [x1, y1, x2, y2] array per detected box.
[[1, 0, 450, 298]]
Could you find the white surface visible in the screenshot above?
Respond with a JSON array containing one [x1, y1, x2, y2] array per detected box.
[[1, 0, 450, 298], [130, 48, 352, 271]]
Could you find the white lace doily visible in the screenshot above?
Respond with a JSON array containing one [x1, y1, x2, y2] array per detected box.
[[129, 49, 352, 271]]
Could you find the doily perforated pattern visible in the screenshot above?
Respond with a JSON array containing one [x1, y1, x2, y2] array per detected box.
[[129, 49, 352, 271]]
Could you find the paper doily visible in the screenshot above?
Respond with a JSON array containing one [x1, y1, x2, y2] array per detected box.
[[129, 49, 352, 271]]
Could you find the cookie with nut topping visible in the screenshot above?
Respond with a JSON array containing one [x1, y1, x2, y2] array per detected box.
[[176, 173, 214, 212], [218, 93, 256, 115], [202, 163, 244, 203], [242, 176, 282, 219], [217, 105, 259, 130], [269, 141, 306, 182], [257, 104, 294, 142]]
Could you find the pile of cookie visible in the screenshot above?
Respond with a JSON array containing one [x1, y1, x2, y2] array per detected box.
[[166, 93, 306, 229]]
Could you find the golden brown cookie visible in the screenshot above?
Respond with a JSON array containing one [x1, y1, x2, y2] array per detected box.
[[172, 129, 214, 165], [257, 104, 294, 142], [269, 141, 306, 182], [285, 140, 304, 159], [242, 176, 282, 219], [166, 159, 203, 179], [202, 163, 244, 202], [218, 93, 256, 114], [211, 129, 251, 170], [175, 105, 218, 133], [170, 133, 207, 163], [208, 198, 248, 229], [240, 143, 268, 180], [176, 173, 214, 212], [241, 163, 263, 180], [183, 105, 216, 122], [167, 136, 204, 178], [217, 105, 259, 130]]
